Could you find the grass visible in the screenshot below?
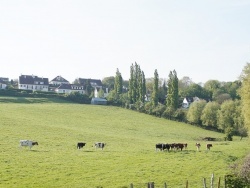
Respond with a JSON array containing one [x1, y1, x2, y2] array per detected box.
[[0, 96, 249, 187]]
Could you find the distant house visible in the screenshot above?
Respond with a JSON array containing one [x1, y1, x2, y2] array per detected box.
[[0, 77, 9, 83], [182, 96, 200, 108], [94, 87, 109, 98], [91, 97, 107, 105], [18, 75, 49, 92], [0, 78, 7, 89], [78, 78, 103, 89], [50, 76, 70, 86], [55, 84, 85, 94]]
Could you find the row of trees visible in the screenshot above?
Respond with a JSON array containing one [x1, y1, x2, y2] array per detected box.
[[103, 62, 249, 139]]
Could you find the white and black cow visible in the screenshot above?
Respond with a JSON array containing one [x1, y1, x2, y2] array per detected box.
[[155, 143, 170, 151], [195, 143, 201, 151], [94, 142, 106, 150], [77, 142, 86, 149], [19, 140, 38, 150]]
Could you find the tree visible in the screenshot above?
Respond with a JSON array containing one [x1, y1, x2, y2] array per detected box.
[[201, 101, 220, 128], [187, 100, 207, 125], [128, 62, 146, 104], [166, 70, 179, 109], [114, 68, 123, 95], [217, 100, 239, 133], [85, 79, 93, 96], [102, 76, 115, 92], [239, 63, 250, 131], [151, 69, 159, 106], [97, 88, 104, 98], [204, 80, 222, 100]]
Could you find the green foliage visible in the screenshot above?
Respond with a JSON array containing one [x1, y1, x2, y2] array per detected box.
[[102, 76, 115, 91], [187, 100, 207, 125], [128, 62, 146, 104], [97, 88, 105, 98], [166, 70, 179, 109], [64, 92, 91, 104], [239, 63, 250, 131], [151, 69, 159, 106], [114, 68, 123, 94], [201, 102, 220, 128], [162, 107, 176, 120], [217, 100, 239, 132], [151, 104, 166, 117]]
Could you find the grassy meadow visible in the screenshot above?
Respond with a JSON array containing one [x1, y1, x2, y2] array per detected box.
[[0, 96, 249, 188]]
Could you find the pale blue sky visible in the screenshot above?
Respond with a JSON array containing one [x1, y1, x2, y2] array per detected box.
[[1, 0, 250, 83]]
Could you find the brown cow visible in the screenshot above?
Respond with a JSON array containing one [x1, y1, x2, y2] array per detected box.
[[206, 144, 213, 150]]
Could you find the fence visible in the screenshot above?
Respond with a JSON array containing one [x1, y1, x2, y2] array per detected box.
[[127, 174, 246, 188]]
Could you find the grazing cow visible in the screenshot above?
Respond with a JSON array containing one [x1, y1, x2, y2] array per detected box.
[[206, 144, 213, 150], [155, 143, 170, 151], [94, 142, 106, 150], [77, 142, 86, 149], [195, 143, 201, 151], [19, 140, 38, 150], [175, 143, 185, 151], [183, 143, 188, 149], [170, 143, 176, 150]]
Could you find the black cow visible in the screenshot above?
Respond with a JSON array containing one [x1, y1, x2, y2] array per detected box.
[[155, 143, 170, 151], [94, 142, 106, 150], [206, 144, 213, 150], [175, 143, 185, 151], [77, 142, 86, 149]]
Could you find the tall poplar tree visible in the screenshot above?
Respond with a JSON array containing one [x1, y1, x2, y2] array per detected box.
[[151, 69, 159, 106], [166, 70, 179, 109], [239, 63, 250, 130], [128, 62, 146, 104], [114, 68, 123, 94]]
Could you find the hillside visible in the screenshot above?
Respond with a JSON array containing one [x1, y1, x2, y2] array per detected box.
[[0, 96, 249, 187]]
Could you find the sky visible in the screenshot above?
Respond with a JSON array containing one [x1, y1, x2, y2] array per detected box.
[[1, 0, 250, 84]]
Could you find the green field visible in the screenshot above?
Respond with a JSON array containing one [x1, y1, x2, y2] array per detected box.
[[0, 96, 249, 188]]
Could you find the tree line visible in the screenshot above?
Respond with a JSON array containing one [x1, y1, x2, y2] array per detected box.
[[101, 62, 250, 141]]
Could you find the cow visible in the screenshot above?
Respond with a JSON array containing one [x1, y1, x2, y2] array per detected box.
[[19, 140, 38, 150], [175, 143, 185, 151], [94, 142, 106, 150], [155, 143, 170, 151], [206, 144, 213, 150], [183, 143, 188, 149], [195, 143, 201, 151], [77, 142, 86, 149]]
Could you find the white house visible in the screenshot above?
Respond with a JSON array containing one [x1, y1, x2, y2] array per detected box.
[[50, 76, 70, 85], [182, 97, 200, 108], [18, 75, 49, 92], [0, 78, 7, 89], [55, 84, 85, 94]]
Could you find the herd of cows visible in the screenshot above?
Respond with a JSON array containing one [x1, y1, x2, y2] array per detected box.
[[20, 140, 213, 151], [155, 142, 213, 151], [19, 140, 106, 150]]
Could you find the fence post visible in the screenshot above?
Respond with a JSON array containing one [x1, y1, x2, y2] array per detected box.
[[203, 178, 207, 188], [164, 182, 167, 188], [147, 182, 154, 188], [130, 183, 133, 188], [186, 180, 188, 188], [211, 173, 214, 188], [217, 177, 221, 188]]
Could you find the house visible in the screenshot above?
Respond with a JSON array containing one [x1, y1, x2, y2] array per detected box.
[[94, 87, 109, 98], [0, 77, 9, 83], [0, 78, 7, 89], [55, 84, 85, 94], [91, 97, 107, 105], [18, 75, 49, 92], [50, 76, 70, 86], [78, 78, 103, 89], [182, 96, 200, 108]]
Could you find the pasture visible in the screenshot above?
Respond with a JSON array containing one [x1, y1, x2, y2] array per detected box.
[[0, 96, 249, 187]]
